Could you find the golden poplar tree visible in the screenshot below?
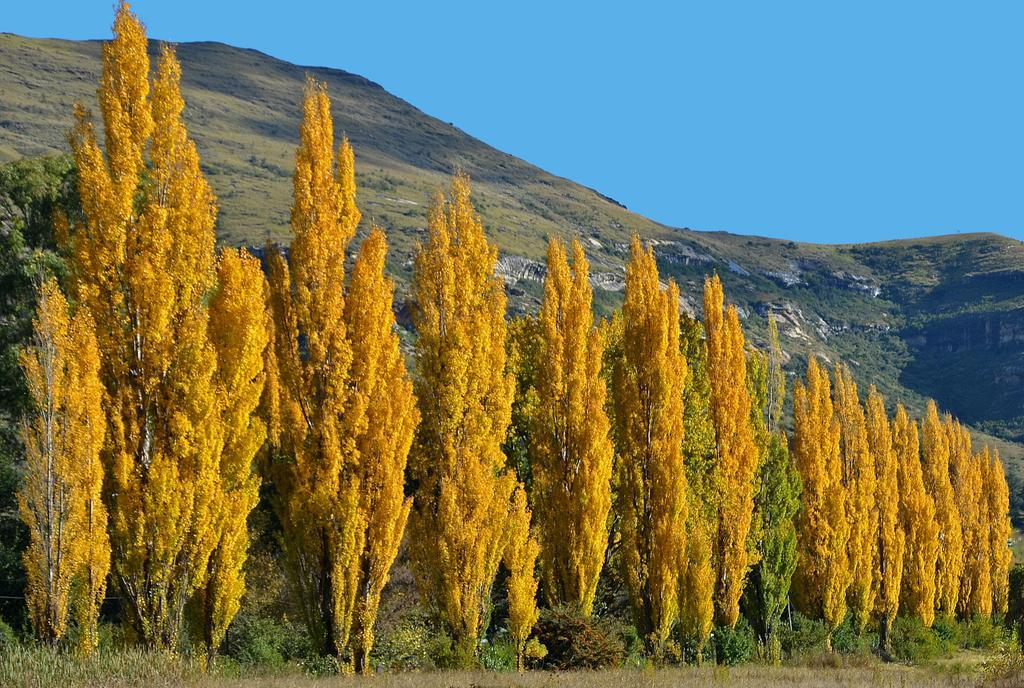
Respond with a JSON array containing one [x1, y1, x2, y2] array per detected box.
[[987, 449, 1012, 615], [196, 248, 270, 661], [343, 229, 419, 671], [893, 405, 938, 626], [679, 316, 716, 662], [703, 275, 759, 627], [504, 486, 540, 672], [408, 173, 518, 664], [266, 84, 416, 667], [921, 401, 962, 617], [17, 280, 107, 650], [833, 365, 876, 632], [792, 359, 848, 650], [865, 387, 902, 652], [611, 235, 688, 653], [972, 448, 994, 618], [265, 80, 357, 657], [64, 4, 226, 647], [531, 237, 613, 616], [948, 418, 988, 618]]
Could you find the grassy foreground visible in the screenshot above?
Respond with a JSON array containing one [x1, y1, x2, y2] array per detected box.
[[2, 647, 1022, 688]]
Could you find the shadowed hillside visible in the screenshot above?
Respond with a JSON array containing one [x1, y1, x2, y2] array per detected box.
[[2, 32, 1023, 500]]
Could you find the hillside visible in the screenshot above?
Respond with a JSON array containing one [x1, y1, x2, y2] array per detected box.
[[2, 33, 1024, 497]]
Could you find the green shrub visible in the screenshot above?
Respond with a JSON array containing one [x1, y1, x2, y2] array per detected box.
[[960, 617, 1009, 651], [478, 636, 517, 671], [830, 616, 875, 655], [932, 615, 961, 646], [676, 632, 714, 665], [778, 612, 828, 657], [533, 606, 626, 670], [889, 616, 951, 663], [372, 615, 456, 670], [713, 618, 756, 666], [0, 618, 17, 652], [300, 654, 339, 676], [225, 614, 312, 668]]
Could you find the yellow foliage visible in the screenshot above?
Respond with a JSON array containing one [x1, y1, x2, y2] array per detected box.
[[504, 487, 540, 672], [265, 79, 358, 656], [611, 235, 688, 653], [987, 449, 1013, 615], [197, 248, 270, 660], [64, 4, 230, 647], [18, 281, 108, 652], [947, 419, 988, 618], [865, 387, 902, 648], [266, 84, 414, 668], [921, 401, 962, 616], [833, 365, 876, 632], [703, 274, 759, 627], [531, 238, 613, 616], [792, 358, 848, 647], [893, 405, 938, 626], [344, 229, 418, 671], [681, 513, 715, 662], [408, 173, 517, 663]]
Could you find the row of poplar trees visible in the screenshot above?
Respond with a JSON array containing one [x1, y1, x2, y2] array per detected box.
[[15, 2, 1013, 673]]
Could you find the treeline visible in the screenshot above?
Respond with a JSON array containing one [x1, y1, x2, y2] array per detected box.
[[4, 2, 1015, 674]]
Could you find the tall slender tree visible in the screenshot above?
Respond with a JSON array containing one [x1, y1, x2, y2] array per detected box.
[[703, 275, 759, 627], [64, 4, 227, 647], [987, 449, 1012, 615], [343, 229, 419, 671], [196, 249, 270, 662], [531, 238, 613, 616], [833, 365, 876, 633], [948, 419, 989, 619], [264, 79, 359, 657], [865, 387, 902, 653], [921, 401, 962, 617], [17, 280, 107, 651], [744, 338, 800, 663], [679, 316, 715, 661], [893, 406, 937, 626], [408, 174, 518, 664], [612, 235, 688, 654], [504, 486, 540, 672], [792, 358, 848, 651]]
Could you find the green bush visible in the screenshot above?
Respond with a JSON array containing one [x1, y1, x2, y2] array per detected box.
[[478, 636, 517, 671], [676, 632, 714, 665], [533, 606, 626, 670], [778, 612, 828, 657], [889, 616, 952, 663], [225, 614, 312, 668], [830, 616, 875, 655], [932, 615, 961, 646], [372, 615, 456, 670], [713, 618, 756, 666], [0, 617, 17, 652], [300, 654, 339, 676], [960, 617, 1009, 651]]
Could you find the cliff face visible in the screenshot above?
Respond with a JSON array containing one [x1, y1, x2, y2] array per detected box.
[[2, 33, 1024, 499]]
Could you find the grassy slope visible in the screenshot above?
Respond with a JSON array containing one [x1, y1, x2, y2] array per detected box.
[[2, 33, 1024, 496]]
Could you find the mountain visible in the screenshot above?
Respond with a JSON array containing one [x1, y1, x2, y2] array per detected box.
[[2, 33, 1024, 499]]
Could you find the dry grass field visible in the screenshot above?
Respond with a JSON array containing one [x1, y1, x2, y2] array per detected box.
[[3, 646, 1022, 688]]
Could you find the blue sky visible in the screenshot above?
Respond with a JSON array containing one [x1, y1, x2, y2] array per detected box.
[[5, 1, 1023, 243]]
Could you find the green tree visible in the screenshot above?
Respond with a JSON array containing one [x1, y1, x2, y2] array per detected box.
[[743, 332, 800, 662], [0, 156, 73, 626]]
